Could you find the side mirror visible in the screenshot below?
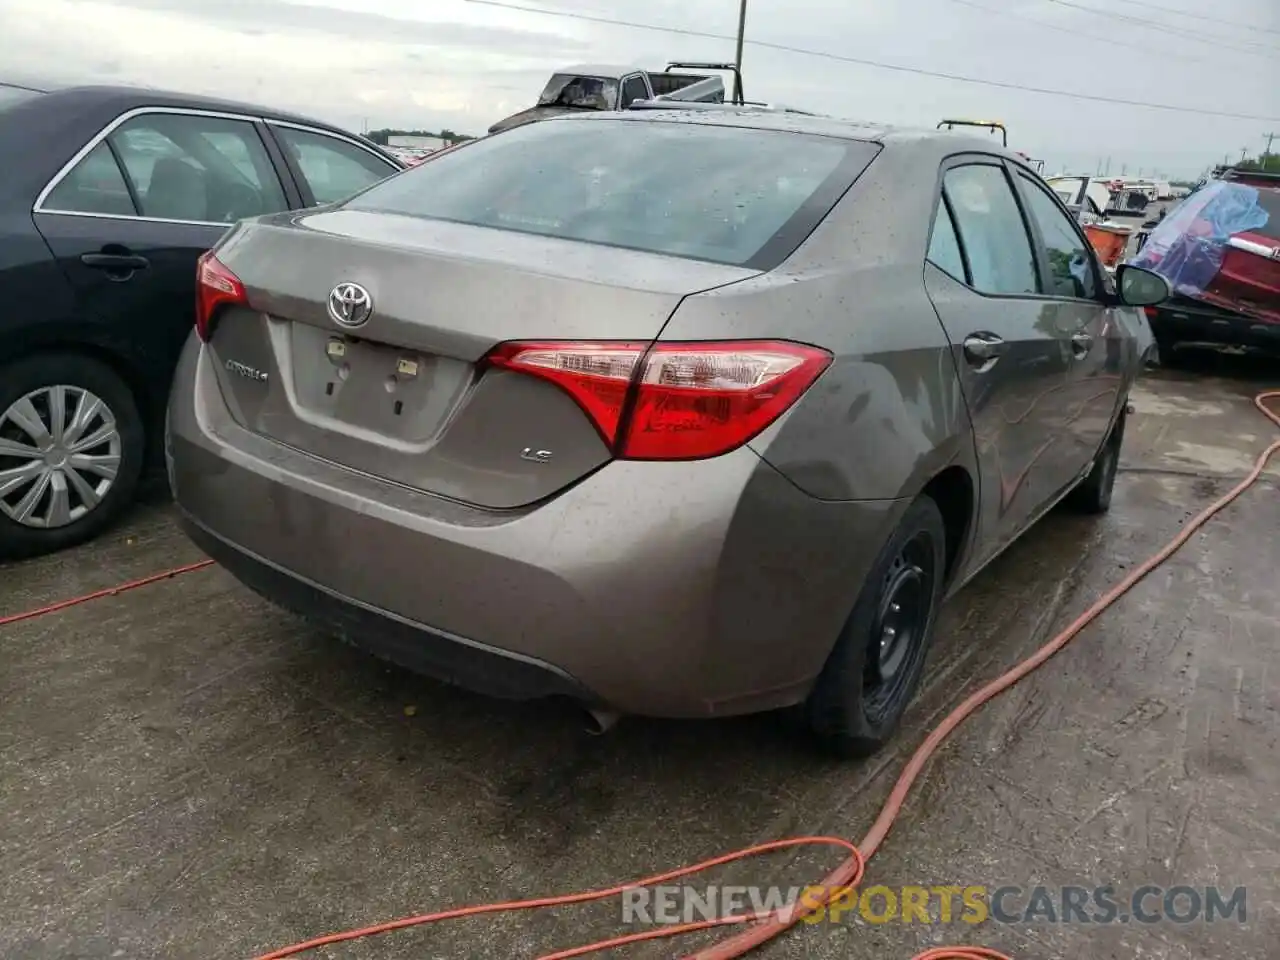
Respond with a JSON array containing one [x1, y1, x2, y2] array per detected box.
[[1115, 263, 1170, 307]]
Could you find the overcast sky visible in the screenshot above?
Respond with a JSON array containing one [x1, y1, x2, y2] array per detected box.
[[1, 0, 1276, 178]]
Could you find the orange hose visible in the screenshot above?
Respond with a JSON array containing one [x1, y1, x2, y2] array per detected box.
[[8, 394, 1274, 960], [0, 558, 214, 626], [252, 838, 864, 960]]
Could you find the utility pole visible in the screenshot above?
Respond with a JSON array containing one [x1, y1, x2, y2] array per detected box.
[[1264, 133, 1277, 161], [1240, 146, 1249, 164], [733, 0, 748, 103]]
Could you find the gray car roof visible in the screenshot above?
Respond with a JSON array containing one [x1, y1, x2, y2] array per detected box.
[[552, 108, 1020, 158]]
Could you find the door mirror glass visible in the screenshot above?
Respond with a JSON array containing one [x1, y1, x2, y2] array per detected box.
[[1116, 264, 1170, 307]]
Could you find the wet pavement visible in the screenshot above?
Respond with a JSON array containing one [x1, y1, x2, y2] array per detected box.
[[1, 357, 1276, 960]]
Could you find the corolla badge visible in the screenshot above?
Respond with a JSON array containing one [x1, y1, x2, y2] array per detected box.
[[327, 281, 373, 328], [225, 359, 268, 382]]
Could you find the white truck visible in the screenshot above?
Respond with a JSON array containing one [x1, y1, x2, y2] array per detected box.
[[487, 62, 744, 135]]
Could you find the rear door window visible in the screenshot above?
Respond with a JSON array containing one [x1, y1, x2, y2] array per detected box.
[[927, 200, 967, 282], [1017, 173, 1099, 300], [107, 112, 287, 223], [343, 118, 881, 270], [942, 164, 1039, 296], [41, 141, 137, 217], [271, 126, 399, 205]]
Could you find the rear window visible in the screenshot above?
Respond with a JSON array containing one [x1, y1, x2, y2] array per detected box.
[[1254, 188, 1280, 240], [343, 118, 880, 270], [0, 83, 42, 113]]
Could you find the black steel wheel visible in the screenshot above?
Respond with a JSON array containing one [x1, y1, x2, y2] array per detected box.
[[805, 496, 947, 759], [1065, 407, 1126, 515]]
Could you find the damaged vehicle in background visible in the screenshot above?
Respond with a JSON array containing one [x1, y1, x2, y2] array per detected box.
[[168, 109, 1169, 756], [1046, 175, 1112, 224], [486, 62, 742, 134], [1130, 168, 1280, 360]]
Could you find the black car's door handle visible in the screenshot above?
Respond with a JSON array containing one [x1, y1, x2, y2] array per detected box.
[[80, 253, 150, 271], [1071, 332, 1094, 358], [962, 333, 1008, 368]]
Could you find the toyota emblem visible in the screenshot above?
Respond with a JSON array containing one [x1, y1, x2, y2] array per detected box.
[[327, 282, 373, 328]]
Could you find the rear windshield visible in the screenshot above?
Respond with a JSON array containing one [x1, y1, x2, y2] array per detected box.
[[0, 83, 42, 113], [1254, 188, 1280, 240], [343, 118, 880, 270]]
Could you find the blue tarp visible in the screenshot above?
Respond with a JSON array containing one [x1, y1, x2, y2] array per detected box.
[[1127, 181, 1270, 298]]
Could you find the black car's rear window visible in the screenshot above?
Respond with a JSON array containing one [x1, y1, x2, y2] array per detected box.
[[343, 118, 880, 270], [0, 83, 43, 113]]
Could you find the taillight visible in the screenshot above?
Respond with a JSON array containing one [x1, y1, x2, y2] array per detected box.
[[486, 340, 832, 460], [1143, 305, 1158, 319], [195, 251, 246, 342]]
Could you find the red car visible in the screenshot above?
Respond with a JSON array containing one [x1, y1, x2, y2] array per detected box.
[[1136, 169, 1280, 357]]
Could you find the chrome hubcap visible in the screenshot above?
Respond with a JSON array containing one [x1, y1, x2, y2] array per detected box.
[[0, 385, 121, 529]]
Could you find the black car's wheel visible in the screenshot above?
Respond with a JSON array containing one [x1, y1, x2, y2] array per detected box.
[[805, 496, 946, 759], [1065, 408, 1126, 516], [1150, 326, 1180, 367], [0, 353, 145, 560]]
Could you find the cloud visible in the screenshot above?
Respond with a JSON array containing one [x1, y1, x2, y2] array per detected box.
[[94, 0, 589, 56]]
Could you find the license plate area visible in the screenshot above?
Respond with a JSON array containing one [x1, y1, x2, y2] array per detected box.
[[287, 321, 471, 444]]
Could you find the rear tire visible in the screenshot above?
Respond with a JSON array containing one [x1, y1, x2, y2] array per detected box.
[[1065, 407, 1125, 515], [805, 496, 946, 759], [0, 353, 145, 560]]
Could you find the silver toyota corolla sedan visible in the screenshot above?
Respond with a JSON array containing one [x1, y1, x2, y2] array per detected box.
[[167, 108, 1168, 756]]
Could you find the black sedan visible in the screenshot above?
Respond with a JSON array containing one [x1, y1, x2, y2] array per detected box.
[[0, 80, 405, 559]]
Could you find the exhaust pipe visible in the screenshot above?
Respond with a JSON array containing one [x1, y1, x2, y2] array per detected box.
[[584, 708, 621, 735]]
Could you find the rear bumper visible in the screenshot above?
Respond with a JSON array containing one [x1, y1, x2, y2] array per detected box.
[[180, 513, 595, 704], [168, 338, 904, 718], [1149, 298, 1280, 353]]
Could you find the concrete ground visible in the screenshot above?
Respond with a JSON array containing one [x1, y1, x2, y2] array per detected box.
[[1, 355, 1276, 960]]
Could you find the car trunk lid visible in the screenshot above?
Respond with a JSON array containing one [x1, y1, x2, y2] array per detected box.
[[204, 210, 760, 509]]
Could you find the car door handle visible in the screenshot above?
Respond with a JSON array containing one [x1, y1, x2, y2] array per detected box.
[[80, 253, 150, 271], [962, 333, 1007, 367], [1071, 332, 1094, 358]]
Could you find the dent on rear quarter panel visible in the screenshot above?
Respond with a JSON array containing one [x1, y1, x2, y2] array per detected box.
[[659, 143, 971, 502]]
